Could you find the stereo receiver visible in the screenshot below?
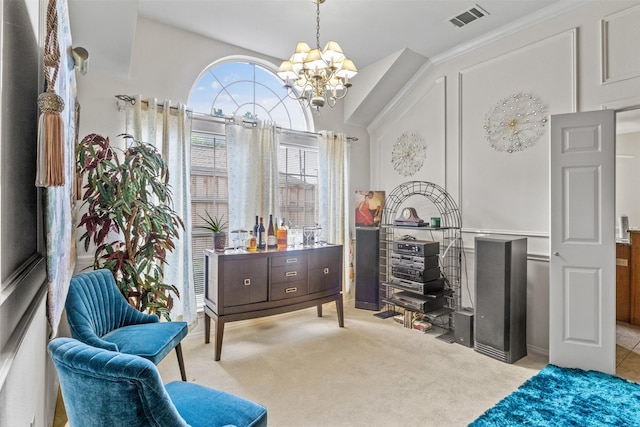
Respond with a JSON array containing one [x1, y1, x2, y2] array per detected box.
[[386, 291, 446, 312], [391, 265, 440, 283], [391, 253, 439, 269], [389, 277, 445, 294], [393, 240, 439, 257]]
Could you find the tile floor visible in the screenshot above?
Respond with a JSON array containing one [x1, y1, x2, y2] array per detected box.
[[616, 321, 640, 383]]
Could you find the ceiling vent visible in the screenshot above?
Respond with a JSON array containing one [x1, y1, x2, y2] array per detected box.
[[449, 5, 489, 28]]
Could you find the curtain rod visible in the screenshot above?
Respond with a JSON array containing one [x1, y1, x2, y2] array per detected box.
[[116, 95, 358, 142], [224, 116, 359, 142], [115, 94, 193, 114]]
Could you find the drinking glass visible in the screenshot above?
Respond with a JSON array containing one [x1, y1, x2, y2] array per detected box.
[[314, 226, 324, 245], [230, 230, 241, 251], [303, 226, 314, 247], [238, 229, 248, 251]]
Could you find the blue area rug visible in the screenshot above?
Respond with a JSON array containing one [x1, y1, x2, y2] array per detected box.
[[470, 364, 640, 426]]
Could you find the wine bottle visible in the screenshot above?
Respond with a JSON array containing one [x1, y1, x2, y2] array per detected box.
[[253, 215, 259, 238], [267, 214, 277, 248], [274, 218, 279, 242], [257, 217, 265, 249], [277, 217, 288, 249]]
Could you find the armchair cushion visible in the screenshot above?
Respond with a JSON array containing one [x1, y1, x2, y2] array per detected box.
[[102, 321, 188, 364], [66, 269, 188, 366], [167, 381, 268, 427], [49, 338, 268, 427]]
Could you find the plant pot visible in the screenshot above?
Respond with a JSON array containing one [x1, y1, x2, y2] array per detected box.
[[213, 232, 226, 252]]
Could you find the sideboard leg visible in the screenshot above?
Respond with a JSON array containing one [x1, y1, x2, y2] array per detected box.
[[204, 313, 211, 344], [214, 318, 225, 361], [317, 303, 323, 318], [336, 293, 344, 327]]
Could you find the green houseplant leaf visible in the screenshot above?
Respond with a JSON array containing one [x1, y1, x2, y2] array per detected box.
[[197, 212, 228, 233], [77, 133, 184, 319]]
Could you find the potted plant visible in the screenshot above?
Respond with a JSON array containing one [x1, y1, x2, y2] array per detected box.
[[77, 133, 184, 320], [198, 212, 228, 252]]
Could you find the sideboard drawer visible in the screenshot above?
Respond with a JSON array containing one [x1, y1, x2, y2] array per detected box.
[[270, 279, 308, 300], [271, 254, 307, 268], [271, 264, 309, 284]]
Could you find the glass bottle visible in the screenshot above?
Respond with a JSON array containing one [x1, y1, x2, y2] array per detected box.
[[274, 218, 279, 243], [267, 214, 277, 249], [253, 215, 259, 239], [277, 217, 288, 249], [257, 217, 265, 249], [246, 230, 257, 251]]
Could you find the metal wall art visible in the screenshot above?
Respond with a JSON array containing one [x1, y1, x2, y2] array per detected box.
[[483, 93, 547, 153], [391, 132, 426, 176]]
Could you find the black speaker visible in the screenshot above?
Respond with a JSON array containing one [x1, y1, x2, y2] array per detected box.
[[474, 236, 527, 363], [454, 309, 474, 348], [355, 228, 380, 310]]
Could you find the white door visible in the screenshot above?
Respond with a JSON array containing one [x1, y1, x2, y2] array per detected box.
[[549, 110, 616, 374]]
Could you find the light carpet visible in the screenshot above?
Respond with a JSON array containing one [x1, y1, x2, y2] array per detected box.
[[470, 364, 640, 426], [158, 301, 547, 426]]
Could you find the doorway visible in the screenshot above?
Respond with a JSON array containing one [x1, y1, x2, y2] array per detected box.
[[615, 107, 640, 381]]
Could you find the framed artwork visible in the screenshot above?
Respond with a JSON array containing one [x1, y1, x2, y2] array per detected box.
[[355, 191, 385, 227]]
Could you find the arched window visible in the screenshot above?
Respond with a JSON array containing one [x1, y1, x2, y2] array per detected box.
[[188, 58, 319, 307], [189, 58, 311, 131]]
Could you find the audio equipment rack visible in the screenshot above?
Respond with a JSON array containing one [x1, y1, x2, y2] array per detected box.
[[376, 181, 462, 343]]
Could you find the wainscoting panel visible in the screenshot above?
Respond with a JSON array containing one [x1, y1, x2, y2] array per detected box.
[[601, 5, 640, 84], [458, 29, 576, 234]]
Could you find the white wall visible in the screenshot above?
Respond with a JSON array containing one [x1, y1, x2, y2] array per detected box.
[[369, 1, 640, 354]]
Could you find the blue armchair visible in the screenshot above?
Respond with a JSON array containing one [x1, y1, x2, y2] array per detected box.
[[49, 338, 268, 427], [65, 269, 188, 381]]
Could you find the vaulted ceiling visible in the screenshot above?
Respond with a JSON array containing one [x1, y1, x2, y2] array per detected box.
[[69, 1, 595, 126]]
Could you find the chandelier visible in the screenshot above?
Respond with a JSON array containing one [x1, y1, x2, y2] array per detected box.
[[277, 0, 358, 113]]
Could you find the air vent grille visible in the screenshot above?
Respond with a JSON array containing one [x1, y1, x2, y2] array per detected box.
[[450, 5, 489, 28]]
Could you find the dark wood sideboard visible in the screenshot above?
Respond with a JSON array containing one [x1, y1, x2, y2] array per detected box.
[[204, 245, 344, 360]]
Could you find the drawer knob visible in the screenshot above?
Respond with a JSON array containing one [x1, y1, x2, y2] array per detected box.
[[285, 287, 298, 293], [285, 271, 298, 277], [244, 278, 251, 286], [286, 258, 298, 263], [323, 268, 329, 275]]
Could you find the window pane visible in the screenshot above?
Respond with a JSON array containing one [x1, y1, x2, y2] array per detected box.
[[255, 84, 284, 112], [190, 72, 218, 114], [279, 146, 318, 229], [255, 65, 287, 94], [211, 62, 254, 84], [282, 98, 308, 131], [270, 103, 292, 130]]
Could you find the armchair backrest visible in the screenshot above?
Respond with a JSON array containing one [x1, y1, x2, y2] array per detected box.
[[49, 337, 188, 427], [66, 269, 158, 351]]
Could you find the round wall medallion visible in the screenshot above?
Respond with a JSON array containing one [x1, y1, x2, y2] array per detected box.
[[391, 132, 426, 177], [483, 93, 547, 153]]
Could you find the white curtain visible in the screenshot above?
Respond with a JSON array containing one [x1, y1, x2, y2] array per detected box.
[[126, 95, 197, 326], [226, 117, 279, 231], [318, 131, 351, 293]]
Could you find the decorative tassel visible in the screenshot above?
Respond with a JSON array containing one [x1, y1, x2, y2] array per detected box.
[[35, 0, 65, 187], [36, 92, 65, 186]]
